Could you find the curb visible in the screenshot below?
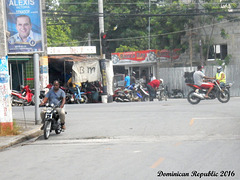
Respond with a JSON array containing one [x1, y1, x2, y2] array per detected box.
[[0, 125, 42, 151]]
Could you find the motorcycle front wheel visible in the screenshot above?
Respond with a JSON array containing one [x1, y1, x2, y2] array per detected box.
[[142, 95, 150, 102], [44, 121, 52, 139], [55, 125, 62, 134], [187, 90, 201, 105], [217, 89, 230, 103]]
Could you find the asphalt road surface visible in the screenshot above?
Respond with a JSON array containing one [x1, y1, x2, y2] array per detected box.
[[1, 98, 240, 180]]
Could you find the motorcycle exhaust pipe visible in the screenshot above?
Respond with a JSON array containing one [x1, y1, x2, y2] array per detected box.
[[12, 99, 24, 104], [192, 92, 205, 99]]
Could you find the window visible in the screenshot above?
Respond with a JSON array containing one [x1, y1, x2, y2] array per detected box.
[[208, 44, 227, 60]]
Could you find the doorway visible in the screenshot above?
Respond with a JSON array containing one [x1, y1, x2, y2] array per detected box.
[[9, 62, 24, 90]]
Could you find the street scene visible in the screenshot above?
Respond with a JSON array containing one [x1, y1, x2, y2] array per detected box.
[[1, 0, 240, 180], [1, 98, 240, 180]]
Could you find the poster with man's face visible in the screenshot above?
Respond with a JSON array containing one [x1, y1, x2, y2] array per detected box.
[[5, 0, 43, 54]]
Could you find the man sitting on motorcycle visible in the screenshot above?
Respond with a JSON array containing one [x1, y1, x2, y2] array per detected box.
[[193, 65, 215, 99], [215, 66, 226, 88], [40, 80, 66, 130]]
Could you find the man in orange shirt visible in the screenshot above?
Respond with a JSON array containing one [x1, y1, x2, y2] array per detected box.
[[147, 79, 163, 101]]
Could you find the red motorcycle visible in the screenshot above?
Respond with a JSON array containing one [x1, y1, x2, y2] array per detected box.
[[186, 79, 230, 105], [11, 85, 34, 106]]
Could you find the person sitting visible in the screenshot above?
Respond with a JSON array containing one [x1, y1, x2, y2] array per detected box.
[[40, 80, 66, 130], [193, 65, 215, 99], [215, 66, 226, 88]]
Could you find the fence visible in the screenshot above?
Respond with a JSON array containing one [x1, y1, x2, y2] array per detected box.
[[159, 65, 240, 97]]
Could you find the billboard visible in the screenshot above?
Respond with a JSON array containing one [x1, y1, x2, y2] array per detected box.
[[5, 0, 43, 53]]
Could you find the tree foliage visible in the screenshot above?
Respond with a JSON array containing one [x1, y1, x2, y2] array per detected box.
[[45, 0, 240, 60]]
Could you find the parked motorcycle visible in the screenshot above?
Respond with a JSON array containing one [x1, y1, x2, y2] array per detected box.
[[71, 84, 88, 104], [186, 79, 230, 104], [165, 86, 184, 98], [131, 83, 150, 102], [113, 88, 132, 102], [40, 103, 64, 139], [156, 84, 168, 101], [82, 81, 102, 103], [11, 85, 34, 106]]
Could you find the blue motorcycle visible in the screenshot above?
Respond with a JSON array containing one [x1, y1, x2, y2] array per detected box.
[[71, 85, 88, 104]]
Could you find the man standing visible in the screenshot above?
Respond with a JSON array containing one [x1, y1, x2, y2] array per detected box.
[[40, 80, 66, 130], [124, 71, 130, 88], [147, 79, 162, 101], [193, 65, 215, 99]]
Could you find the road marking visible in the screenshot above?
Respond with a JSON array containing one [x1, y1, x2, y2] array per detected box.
[[190, 118, 195, 126], [175, 142, 182, 146], [151, 157, 165, 168]]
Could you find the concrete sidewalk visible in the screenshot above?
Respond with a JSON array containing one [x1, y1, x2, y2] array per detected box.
[[0, 120, 42, 150]]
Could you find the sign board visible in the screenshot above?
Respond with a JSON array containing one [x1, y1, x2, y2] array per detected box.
[[47, 46, 96, 55], [72, 60, 101, 83], [5, 0, 44, 53], [111, 49, 181, 65]]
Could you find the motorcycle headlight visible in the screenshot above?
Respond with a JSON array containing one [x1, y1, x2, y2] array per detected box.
[[228, 83, 233, 87], [46, 107, 52, 113]]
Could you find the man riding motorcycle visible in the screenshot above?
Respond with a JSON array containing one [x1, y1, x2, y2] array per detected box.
[[40, 80, 66, 130], [193, 65, 215, 99]]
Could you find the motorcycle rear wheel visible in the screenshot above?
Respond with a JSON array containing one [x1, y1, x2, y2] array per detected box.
[[44, 121, 52, 139], [217, 89, 230, 103], [187, 90, 201, 104]]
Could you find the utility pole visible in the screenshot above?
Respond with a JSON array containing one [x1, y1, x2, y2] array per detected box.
[[0, 1, 13, 133], [88, 33, 91, 46], [34, 53, 40, 124], [98, 0, 108, 103], [148, 0, 151, 50]]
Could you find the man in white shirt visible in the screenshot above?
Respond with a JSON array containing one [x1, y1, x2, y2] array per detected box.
[[193, 65, 215, 98]]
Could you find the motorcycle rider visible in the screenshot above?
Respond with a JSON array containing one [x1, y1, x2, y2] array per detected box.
[[130, 71, 136, 86], [147, 79, 163, 101], [215, 66, 226, 88], [40, 80, 66, 130], [193, 65, 215, 99]]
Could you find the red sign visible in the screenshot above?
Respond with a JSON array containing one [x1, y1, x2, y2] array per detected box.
[[111, 49, 181, 64]]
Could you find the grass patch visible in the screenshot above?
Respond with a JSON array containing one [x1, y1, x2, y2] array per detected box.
[[0, 120, 21, 136]]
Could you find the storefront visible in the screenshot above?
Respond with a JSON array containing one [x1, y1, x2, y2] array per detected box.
[[8, 55, 33, 90], [111, 49, 181, 81]]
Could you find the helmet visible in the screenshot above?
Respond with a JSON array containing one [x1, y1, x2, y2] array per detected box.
[[132, 71, 136, 75], [217, 66, 222, 73], [159, 79, 163, 84]]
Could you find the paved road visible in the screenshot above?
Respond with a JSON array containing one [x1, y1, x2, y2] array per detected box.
[[1, 98, 240, 180]]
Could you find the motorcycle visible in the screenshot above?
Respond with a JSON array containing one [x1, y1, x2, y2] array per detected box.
[[165, 86, 184, 98], [156, 84, 168, 101], [11, 85, 34, 106], [40, 103, 64, 139], [186, 79, 230, 105], [130, 83, 150, 102], [113, 87, 132, 102], [71, 84, 88, 104], [82, 81, 102, 103]]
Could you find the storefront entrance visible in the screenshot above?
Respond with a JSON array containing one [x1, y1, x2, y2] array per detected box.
[[9, 62, 24, 91]]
